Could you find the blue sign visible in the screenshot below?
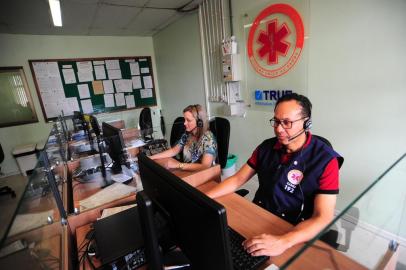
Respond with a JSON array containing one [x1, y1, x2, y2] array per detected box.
[[253, 89, 293, 106]]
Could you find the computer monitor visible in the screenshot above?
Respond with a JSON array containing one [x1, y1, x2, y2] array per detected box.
[[89, 115, 101, 138], [138, 153, 233, 270], [102, 122, 126, 174], [72, 111, 84, 131], [136, 191, 164, 270]]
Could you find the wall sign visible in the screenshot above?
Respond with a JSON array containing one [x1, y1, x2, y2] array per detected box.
[[247, 3, 304, 78]]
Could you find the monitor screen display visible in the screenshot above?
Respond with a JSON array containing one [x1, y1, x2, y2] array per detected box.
[[138, 153, 233, 270], [102, 122, 126, 173], [89, 115, 101, 138]]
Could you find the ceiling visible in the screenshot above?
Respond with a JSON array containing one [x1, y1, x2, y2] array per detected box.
[[0, 0, 202, 36]]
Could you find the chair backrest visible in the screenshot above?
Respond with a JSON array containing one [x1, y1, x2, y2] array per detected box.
[[210, 117, 230, 169], [0, 143, 3, 163], [313, 134, 332, 148], [170, 117, 185, 147], [139, 107, 153, 139]]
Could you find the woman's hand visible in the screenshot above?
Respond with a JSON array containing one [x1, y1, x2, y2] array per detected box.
[[165, 158, 181, 170]]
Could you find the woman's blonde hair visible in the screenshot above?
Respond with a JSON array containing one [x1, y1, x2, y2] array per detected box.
[[183, 104, 208, 139]]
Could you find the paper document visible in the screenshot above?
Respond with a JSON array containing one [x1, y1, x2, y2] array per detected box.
[[94, 65, 107, 80], [125, 95, 135, 108], [105, 59, 120, 70], [111, 173, 133, 183], [115, 93, 125, 106], [142, 75, 153, 88], [104, 94, 115, 107], [130, 62, 140, 75], [127, 139, 146, 148], [103, 80, 114, 93], [114, 79, 132, 93], [78, 84, 91, 99], [62, 68, 76, 84], [100, 204, 136, 219], [107, 69, 122, 80], [141, 67, 150, 74], [8, 210, 54, 236], [132, 76, 142, 89], [81, 99, 94, 113], [92, 80, 104, 95], [79, 183, 137, 211], [140, 88, 153, 98]]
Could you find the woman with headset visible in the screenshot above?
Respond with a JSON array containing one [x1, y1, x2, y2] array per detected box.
[[150, 104, 217, 172]]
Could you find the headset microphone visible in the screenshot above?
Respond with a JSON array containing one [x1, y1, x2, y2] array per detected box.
[[287, 129, 306, 142], [287, 117, 312, 142]]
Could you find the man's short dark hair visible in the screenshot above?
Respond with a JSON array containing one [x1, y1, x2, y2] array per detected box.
[[274, 93, 312, 118]]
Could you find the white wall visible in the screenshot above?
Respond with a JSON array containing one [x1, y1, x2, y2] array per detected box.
[[153, 13, 206, 137], [153, 0, 406, 228], [0, 34, 161, 175]]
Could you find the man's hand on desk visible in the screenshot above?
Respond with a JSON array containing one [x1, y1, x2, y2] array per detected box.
[[243, 233, 292, 257]]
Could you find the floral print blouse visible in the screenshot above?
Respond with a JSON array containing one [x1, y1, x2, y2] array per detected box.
[[177, 131, 217, 163]]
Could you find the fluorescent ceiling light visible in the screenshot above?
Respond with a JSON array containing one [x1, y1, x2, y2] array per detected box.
[[49, 0, 62, 27]]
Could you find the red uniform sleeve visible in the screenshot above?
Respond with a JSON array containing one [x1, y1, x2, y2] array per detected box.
[[318, 158, 340, 194], [247, 147, 259, 171]]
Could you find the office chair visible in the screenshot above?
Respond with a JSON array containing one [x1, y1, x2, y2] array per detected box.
[[139, 107, 168, 155], [0, 143, 16, 198], [209, 117, 230, 169], [170, 117, 185, 161]]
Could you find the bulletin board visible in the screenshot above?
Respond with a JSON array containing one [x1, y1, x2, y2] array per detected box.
[[29, 56, 157, 122]]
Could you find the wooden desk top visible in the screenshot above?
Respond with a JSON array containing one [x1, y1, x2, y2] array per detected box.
[[73, 157, 364, 269], [153, 157, 221, 187], [198, 182, 367, 270]]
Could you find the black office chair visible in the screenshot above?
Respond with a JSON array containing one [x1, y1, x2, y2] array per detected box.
[[170, 117, 185, 161], [0, 143, 16, 198], [139, 107, 168, 155], [170, 117, 185, 147], [209, 117, 230, 169]]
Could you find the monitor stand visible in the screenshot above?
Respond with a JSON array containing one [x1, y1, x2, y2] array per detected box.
[[101, 164, 134, 188]]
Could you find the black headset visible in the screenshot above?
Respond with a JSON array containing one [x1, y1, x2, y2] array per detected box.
[[194, 105, 204, 128], [303, 118, 312, 131]]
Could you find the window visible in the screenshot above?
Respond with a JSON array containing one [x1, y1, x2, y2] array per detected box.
[[0, 67, 38, 127]]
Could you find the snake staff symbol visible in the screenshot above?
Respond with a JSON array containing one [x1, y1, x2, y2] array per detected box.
[[257, 19, 291, 65]]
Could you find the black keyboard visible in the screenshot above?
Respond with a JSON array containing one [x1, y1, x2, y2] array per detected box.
[[228, 227, 269, 270]]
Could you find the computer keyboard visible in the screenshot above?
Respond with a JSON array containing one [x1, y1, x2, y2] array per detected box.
[[228, 227, 269, 270]]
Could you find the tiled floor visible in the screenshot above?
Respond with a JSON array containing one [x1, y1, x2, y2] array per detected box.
[[0, 174, 28, 244]]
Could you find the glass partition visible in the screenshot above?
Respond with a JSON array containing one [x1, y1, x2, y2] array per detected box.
[[0, 144, 68, 269], [281, 153, 406, 269]]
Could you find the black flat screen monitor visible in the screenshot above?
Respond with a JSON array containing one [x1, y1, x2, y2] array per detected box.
[[138, 153, 233, 270], [136, 191, 164, 270], [102, 122, 126, 174], [89, 115, 101, 138], [72, 111, 84, 131]]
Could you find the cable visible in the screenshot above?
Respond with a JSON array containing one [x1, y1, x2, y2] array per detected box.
[[98, 0, 199, 13]]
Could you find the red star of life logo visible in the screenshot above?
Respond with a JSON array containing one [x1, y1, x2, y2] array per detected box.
[[257, 19, 291, 65], [247, 3, 304, 78]]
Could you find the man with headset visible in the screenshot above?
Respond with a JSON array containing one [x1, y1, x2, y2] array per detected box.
[[206, 93, 343, 257]]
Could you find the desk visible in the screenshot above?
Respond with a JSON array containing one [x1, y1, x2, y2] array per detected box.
[[197, 181, 367, 270], [73, 158, 364, 269], [153, 157, 221, 187], [73, 162, 219, 270]]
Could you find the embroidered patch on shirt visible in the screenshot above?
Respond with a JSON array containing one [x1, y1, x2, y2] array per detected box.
[[287, 169, 304, 185]]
